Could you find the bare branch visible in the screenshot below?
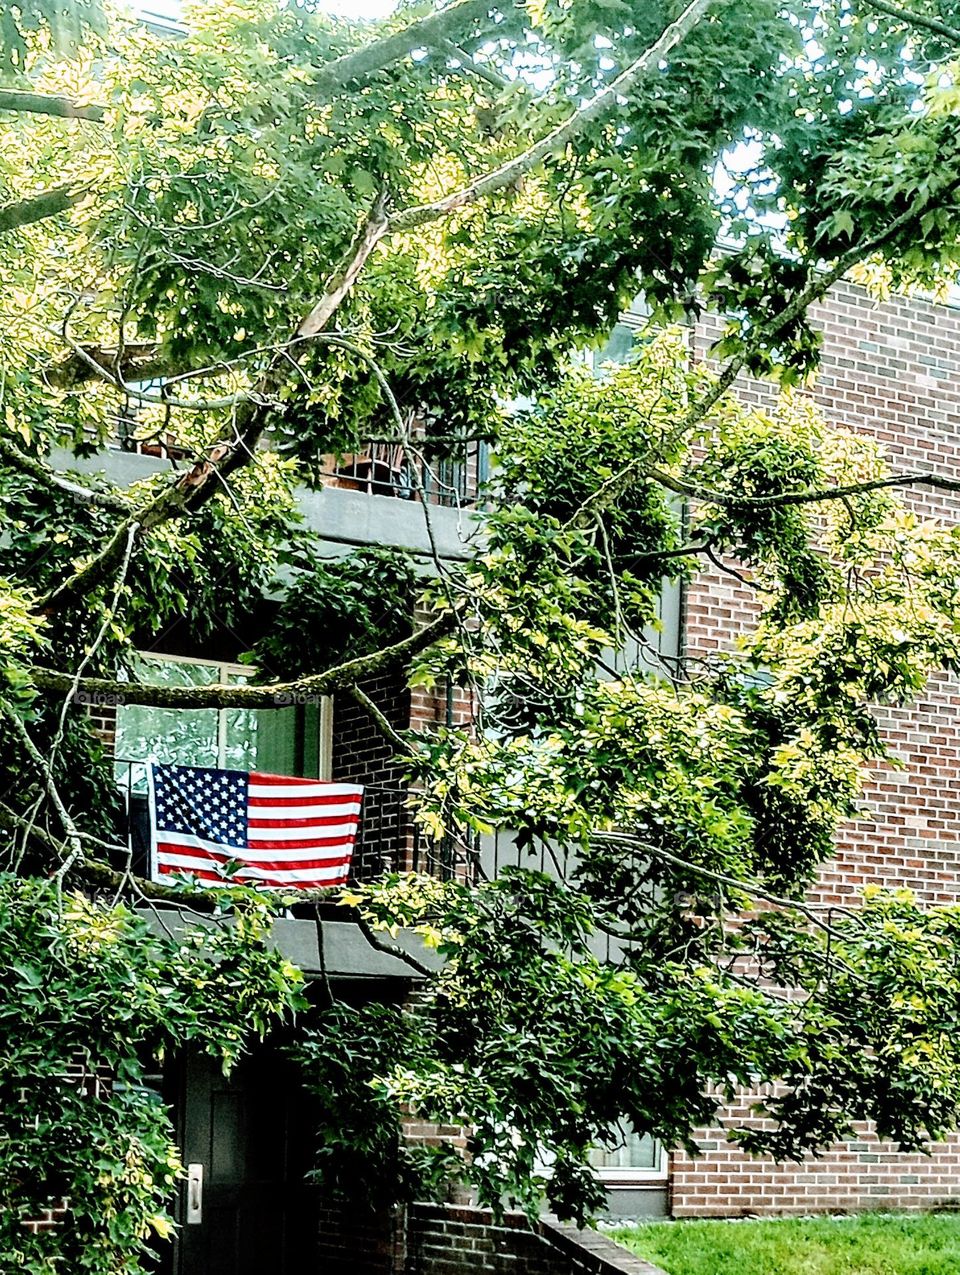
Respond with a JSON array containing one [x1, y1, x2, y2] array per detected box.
[[31, 612, 456, 709], [348, 684, 419, 756], [353, 912, 437, 977], [437, 38, 513, 90], [0, 706, 83, 866], [643, 461, 960, 509], [390, 0, 716, 232], [45, 342, 169, 389], [591, 830, 865, 941], [0, 183, 85, 234], [298, 189, 391, 337], [861, 0, 960, 44], [314, 0, 495, 95], [0, 88, 105, 122]]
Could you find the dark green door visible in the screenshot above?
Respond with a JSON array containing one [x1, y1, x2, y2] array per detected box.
[[173, 1051, 316, 1275]]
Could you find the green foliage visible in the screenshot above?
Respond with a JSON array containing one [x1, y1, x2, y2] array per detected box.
[[0, 579, 45, 703], [495, 332, 690, 613], [0, 877, 305, 1273], [329, 871, 960, 1224], [0, 0, 105, 77], [6, 0, 960, 1242], [292, 1000, 463, 1209], [250, 548, 417, 680]]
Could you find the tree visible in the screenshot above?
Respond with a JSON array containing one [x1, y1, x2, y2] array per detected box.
[[6, 0, 960, 1261]]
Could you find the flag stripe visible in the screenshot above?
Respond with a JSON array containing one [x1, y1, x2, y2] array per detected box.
[[247, 816, 362, 826], [247, 822, 358, 841], [156, 833, 355, 863], [251, 775, 362, 795], [159, 859, 351, 887], [251, 772, 362, 789], [157, 844, 353, 874], [247, 794, 363, 809]]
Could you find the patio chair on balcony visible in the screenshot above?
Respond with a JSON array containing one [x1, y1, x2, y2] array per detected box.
[[331, 443, 413, 499]]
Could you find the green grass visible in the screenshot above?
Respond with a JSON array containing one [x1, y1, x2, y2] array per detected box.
[[609, 1213, 960, 1275]]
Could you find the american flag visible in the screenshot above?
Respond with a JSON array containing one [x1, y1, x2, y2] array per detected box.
[[147, 763, 363, 889]]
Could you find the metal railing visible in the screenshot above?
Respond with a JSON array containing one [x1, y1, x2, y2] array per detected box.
[[107, 427, 491, 508], [320, 437, 490, 509]]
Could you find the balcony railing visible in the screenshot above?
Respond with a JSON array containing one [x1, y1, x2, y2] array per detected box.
[[106, 422, 490, 509], [320, 437, 489, 509]]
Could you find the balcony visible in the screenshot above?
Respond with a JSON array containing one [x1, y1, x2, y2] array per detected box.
[[64, 433, 481, 564]]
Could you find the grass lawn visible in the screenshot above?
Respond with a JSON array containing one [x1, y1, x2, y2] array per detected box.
[[609, 1213, 960, 1275]]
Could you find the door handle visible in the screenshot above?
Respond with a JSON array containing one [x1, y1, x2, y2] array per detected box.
[[186, 1163, 203, 1224]]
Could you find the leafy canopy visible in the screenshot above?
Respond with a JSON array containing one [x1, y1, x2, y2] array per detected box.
[[5, 0, 960, 1255]]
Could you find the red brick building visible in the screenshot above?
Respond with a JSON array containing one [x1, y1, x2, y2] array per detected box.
[[83, 276, 960, 1253], [668, 280, 960, 1216]]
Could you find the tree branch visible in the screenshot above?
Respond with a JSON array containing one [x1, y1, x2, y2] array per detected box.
[[31, 612, 456, 709], [0, 88, 105, 122], [0, 434, 133, 512], [26, 0, 711, 613], [0, 706, 83, 866], [590, 830, 865, 941], [348, 684, 419, 756], [0, 183, 85, 234], [437, 38, 512, 90], [313, 0, 495, 95], [860, 0, 960, 44], [45, 342, 175, 390], [298, 189, 391, 337], [389, 0, 716, 232], [697, 167, 960, 418], [574, 169, 960, 528], [643, 462, 960, 509], [353, 912, 437, 977]]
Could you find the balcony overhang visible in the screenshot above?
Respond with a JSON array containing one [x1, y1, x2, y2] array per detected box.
[[138, 906, 443, 980], [53, 447, 478, 563]]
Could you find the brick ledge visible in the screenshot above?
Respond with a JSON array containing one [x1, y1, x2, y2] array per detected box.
[[541, 1217, 669, 1275]]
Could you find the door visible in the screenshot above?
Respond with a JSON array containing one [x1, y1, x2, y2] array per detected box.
[[171, 1050, 317, 1275]]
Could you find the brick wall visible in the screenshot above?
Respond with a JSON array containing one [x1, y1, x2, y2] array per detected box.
[[315, 1201, 408, 1275], [407, 1204, 665, 1275], [21, 1201, 70, 1238], [671, 282, 960, 1214], [333, 670, 412, 790], [87, 701, 117, 754], [332, 605, 476, 880]]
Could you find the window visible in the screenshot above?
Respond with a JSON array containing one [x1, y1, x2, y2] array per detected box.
[[589, 1128, 667, 1183], [114, 653, 331, 792]]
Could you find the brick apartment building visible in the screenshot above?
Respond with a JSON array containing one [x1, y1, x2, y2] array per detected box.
[[76, 274, 960, 1268], [662, 280, 960, 1218]]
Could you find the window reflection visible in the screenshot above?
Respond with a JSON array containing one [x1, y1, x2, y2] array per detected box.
[[115, 654, 300, 789]]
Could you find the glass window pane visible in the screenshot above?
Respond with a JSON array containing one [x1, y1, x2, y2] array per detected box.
[[224, 705, 297, 775], [597, 322, 635, 366], [115, 656, 219, 788], [114, 656, 308, 787], [589, 1129, 659, 1172]]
